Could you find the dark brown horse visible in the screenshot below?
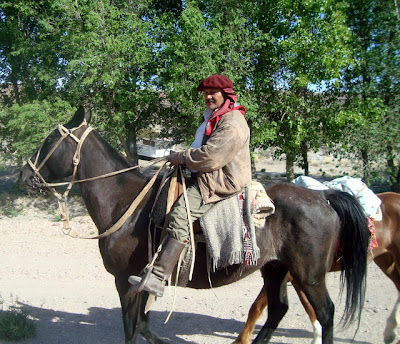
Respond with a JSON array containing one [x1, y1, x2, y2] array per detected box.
[[235, 192, 400, 344], [19, 106, 370, 344]]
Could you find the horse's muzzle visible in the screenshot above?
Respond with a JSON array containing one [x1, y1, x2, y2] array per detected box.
[[19, 166, 43, 193]]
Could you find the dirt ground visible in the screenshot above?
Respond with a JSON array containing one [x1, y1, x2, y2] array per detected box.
[[0, 153, 398, 344]]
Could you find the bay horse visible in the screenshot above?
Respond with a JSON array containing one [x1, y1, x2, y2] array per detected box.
[[235, 192, 400, 344], [19, 106, 370, 344]]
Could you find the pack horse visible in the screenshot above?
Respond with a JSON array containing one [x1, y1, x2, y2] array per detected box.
[[19, 106, 370, 344], [236, 191, 400, 344]]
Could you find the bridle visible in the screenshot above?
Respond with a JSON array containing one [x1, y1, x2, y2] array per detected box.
[[28, 120, 93, 202], [27, 120, 167, 239]]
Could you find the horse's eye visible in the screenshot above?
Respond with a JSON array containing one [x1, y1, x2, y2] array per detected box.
[[46, 132, 60, 144], [43, 137, 54, 146]]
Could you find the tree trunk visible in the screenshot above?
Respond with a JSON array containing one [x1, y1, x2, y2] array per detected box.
[[386, 145, 399, 186], [286, 152, 296, 182], [301, 141, 309, 176], [123, 122, 139, 166], [391, 165, 400, 192], [12, 80, 21, 105], [251, 151, 257, 179], [361, 148, 370, 183], [251, 160, 257, 180]]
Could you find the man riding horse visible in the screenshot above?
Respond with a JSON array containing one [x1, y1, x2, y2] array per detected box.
[[128, 74, 252, 297]]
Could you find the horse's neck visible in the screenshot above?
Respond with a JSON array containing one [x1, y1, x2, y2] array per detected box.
[[77, 132, 148, 231]]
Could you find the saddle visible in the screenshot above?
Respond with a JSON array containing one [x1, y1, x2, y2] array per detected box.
[[150, 172, 274, 232], [150, 171, 202, 232]]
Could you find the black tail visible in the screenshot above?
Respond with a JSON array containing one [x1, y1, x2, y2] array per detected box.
[[326, 190, 369, 327]]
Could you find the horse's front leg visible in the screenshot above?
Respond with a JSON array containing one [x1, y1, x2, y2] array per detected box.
[[234, 288, 268, 344], [120, 290, 142, 343], [116, 277, 166, 344]]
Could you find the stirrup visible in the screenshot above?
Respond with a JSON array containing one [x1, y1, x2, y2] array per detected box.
[[128, 268, 152, 294]]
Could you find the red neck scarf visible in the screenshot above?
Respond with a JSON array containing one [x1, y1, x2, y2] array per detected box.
[[204, 88, 245, 136]]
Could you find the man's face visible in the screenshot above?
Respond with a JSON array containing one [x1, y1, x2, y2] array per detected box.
[[203, 88, 225, 110]]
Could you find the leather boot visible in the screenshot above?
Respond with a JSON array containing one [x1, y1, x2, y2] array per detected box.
[[128, 237, 186, 297]]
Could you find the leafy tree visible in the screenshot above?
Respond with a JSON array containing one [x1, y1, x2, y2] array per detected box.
[[248, 0, 353, 180], [0, 100, 74, 164], [56, 0, 160, 164], [340, 0, 400, 186], [0, 0, 68, 105], [0, 1, 74, 164], [1, 0, 160, 165]]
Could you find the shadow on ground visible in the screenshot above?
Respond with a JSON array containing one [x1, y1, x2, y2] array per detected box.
[[1, 302, 370, 344]]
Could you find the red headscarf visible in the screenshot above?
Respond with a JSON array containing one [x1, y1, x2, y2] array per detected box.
[[204, 87, 245, 136], [197, 75, 245, 136]]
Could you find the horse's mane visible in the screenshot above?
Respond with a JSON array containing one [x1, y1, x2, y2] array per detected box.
[[91, 130, 142, 177]]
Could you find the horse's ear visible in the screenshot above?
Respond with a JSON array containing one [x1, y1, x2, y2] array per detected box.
[[66, 105, 92, 128], [83, 108, 92, 124]]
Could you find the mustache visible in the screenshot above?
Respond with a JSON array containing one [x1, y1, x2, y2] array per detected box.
[[206, 99, 216, 104]]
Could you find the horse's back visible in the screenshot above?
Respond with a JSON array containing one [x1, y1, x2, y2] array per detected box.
[[266, 181, 324, 203], [265, 182, 336, 224]]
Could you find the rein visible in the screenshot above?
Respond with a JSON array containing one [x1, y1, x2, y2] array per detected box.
[[28, 121, 168, 239], [28, 121, 93, 237]]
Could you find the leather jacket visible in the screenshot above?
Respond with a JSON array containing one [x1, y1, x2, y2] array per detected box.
[[180, 109, 252, 204]]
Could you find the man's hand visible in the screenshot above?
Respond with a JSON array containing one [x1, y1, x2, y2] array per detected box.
[[168, 151, 182, 167]]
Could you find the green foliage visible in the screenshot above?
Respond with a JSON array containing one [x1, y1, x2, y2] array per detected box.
[[0, 99, 74, 165], [0, 297, 36, 342], [0, 202, 24, 217], [337, 0, 400, 183], [243, 0, 358, 179], [0, 0, 399, 185], [0, 0, 70, 104]]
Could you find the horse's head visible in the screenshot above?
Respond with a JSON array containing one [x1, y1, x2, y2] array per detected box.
[[19, 105, 92, 191]]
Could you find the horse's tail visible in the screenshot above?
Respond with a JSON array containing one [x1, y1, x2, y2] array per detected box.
[[326, 189, 369, 328]]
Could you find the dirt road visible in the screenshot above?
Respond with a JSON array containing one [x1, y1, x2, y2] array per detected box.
[[0, 208, 398, 344]]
